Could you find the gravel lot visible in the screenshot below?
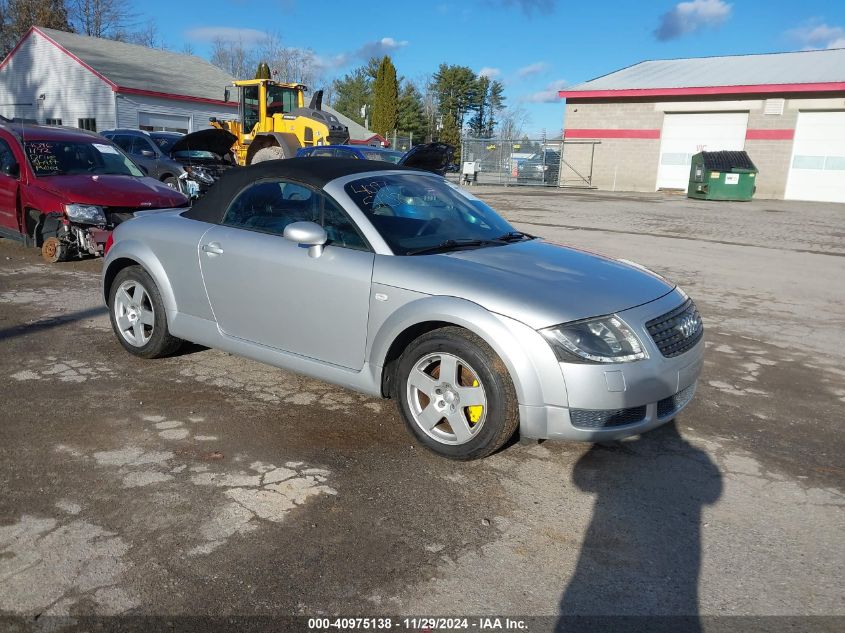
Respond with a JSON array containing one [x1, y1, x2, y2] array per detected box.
[[0, 187, 843, 631]]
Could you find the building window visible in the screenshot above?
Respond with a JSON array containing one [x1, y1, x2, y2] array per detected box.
[[45, 118, 62, 126], [78, 118, 97, 131]]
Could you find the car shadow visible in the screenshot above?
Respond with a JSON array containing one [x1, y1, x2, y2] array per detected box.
[[556, 421, 722, 633], [0, 306, 107, 341]]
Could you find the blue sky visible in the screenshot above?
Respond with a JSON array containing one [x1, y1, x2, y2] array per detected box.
[[136, 0, 845, 136]]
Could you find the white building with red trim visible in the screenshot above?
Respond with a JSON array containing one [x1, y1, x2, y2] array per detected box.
[[558, 49, 845, 202], [0, 26, 238, 134]]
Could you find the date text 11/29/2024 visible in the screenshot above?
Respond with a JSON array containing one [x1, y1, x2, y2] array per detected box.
[[308, 617, 529, 631]]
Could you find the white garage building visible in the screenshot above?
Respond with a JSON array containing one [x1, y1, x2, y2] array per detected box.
[[0, 26, 238, 133], [559, 48, 845, 202]]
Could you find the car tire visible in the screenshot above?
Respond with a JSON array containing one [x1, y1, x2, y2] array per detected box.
[[251, 145, 288, 164], [41, 237, 67, 263], [108, 265, 182, 359], [163, 176, 178, 189], [396, 326, 519, 460]]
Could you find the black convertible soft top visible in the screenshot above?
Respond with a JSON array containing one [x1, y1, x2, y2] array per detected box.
[[182, 157, 418, 224]]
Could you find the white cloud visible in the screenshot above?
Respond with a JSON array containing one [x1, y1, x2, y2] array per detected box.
[[314, 37, 409, 71], [654, 0, 732, 41], [521, 79, 568, 103], [787, 22, 845, 49], [516, 62, 548, 78], [479, 67, 501, 78], [185, 26, 270, 44]]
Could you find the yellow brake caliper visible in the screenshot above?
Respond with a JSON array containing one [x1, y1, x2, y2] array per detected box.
[[467, 379, 483, 424]]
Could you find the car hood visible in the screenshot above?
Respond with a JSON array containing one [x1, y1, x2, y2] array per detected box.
[[399, 142, 454, 174], [373, 239, 675, 329], [36, 175, 188, 208], [170, 128, 237, 157]]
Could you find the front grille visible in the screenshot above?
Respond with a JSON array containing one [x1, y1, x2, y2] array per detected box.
[[646, 299, 703, 358], [570, 406, 647, 430], [657, 383, 697, 419]]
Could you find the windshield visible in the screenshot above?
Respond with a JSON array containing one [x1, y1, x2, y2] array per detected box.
[[151, 135, 180, 153], [25, 140, 144, 177], [345, 174, 516, 255], [361, 150, 404, 163]]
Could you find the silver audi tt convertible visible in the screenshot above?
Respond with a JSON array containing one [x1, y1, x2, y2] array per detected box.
[[102, 158, 704, 460]]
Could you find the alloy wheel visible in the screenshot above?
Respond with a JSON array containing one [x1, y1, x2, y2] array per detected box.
[[113, 280, 155, 347], [406, 352, 487, 445]]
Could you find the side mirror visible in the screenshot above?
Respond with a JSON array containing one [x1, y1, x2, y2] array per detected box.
[[4, 162, 20, 178], [140, 149, 155, 158], [283, 221, 327, 258]]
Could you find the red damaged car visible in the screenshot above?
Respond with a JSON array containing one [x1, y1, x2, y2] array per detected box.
[[0, 121, 188, 262]]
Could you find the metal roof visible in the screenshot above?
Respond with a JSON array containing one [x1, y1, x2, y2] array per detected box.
[[36, 27, 236, 103], [562, 48, 845, 96]]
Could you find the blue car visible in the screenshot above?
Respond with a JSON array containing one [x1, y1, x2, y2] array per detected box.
[[297, 144, 405, 163], [296, 142, 453, 175]]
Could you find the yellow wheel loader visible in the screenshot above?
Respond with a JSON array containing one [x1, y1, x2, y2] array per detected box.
[[209, 79, 349, 166]]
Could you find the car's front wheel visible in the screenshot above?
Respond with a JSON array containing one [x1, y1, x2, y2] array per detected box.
[[108, 265, 182, 358], [396, 327, 519, 460]]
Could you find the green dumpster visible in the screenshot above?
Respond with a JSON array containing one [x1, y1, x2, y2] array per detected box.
[[687, 151, 757, 201]]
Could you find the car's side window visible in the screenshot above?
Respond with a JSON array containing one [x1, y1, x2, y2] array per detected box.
[[335, 148, 356, 159], [0, 138, 19, 177], [312, 148, 334, 158], [321, 196, 369, 251], [112, 135, 134, 153], [223, 180, 319, 237], [132, 136, 156, 155]]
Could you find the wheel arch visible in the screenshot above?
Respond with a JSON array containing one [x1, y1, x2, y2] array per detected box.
[[245, 132, 300, 164], [102, 242, 178, 317], [369, 296, 551, 408]]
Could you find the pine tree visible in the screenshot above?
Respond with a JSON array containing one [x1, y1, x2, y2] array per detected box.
[[254, 61, 271, 79], [371, 55, 398, 138], [397, 81, 426, 142], [331, 67, 372, 126]]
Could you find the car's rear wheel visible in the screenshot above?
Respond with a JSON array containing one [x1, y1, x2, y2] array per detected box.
[[396, 327, 519, 460], [108, 266, 182, 358], [163, 176, 178, 189]]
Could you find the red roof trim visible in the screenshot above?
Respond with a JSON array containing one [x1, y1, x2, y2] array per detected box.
[[116, 86, 236, 108], [559, 82, 845, 99], [27, 27, 117, 87], [0, 27, 34, 70], [1, 28, 236, 108], [745, 129, 795, 141], [564, 128, 661, 139]]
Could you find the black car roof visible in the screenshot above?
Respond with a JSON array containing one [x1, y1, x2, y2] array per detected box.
[[182, 157, 419, 224]]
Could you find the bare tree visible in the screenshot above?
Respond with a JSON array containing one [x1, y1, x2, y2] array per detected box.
[[210, 36, 252, 79], [69, 0, 136, 39], [497, 105, 530, 139]]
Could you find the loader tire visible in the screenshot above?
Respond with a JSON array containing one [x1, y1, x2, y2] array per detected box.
[[250, 145, 288, 164]]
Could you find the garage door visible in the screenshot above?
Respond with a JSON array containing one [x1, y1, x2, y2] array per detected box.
[[139, 112, 190, 134], [656, 112, 748, 190], [785, 112, 845, 204]]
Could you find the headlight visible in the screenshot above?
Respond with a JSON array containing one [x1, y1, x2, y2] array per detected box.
[[541, 315, 647, 363], [64, 204, 106, 225]]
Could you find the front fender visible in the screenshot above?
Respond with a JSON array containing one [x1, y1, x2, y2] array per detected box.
[[102, 237, 178, 317], [367, 290, 568, 409]]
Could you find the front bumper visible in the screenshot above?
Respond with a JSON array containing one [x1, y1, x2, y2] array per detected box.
[[519, 291, 704, 441]]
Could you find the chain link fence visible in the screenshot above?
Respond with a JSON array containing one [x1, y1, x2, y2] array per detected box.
[[459, 137, 600, 187]]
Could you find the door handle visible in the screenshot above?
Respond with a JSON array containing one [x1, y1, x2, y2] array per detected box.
[[201, 242, 224, 255]]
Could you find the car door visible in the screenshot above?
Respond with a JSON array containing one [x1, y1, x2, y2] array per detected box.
[[0, 136, 21, 234], [198, 178, 375, 370], [132, 136, 163, 178]]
